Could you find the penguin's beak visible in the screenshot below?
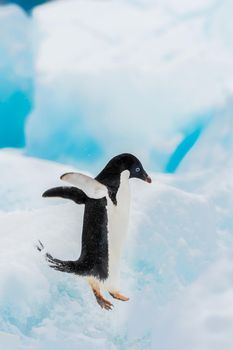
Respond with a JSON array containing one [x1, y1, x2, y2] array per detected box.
[[144, 173, 152, 183]]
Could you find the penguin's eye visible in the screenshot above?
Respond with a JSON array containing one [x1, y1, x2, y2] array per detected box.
[[135, 167, 140, 173]]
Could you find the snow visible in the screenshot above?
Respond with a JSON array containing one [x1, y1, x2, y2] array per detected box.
[[154, 254, 233, 350], [0, 150, 232, 349]]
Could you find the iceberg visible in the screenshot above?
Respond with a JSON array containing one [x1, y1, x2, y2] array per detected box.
[[24, 0, 233, 171], [1, 0, 233, 171]]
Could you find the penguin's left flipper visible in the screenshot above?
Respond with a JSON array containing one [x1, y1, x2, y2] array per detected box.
[[42, 186, 87, 204], [60, 172, 108, 199]]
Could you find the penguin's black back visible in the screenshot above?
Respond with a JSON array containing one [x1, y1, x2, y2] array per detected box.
[[78, 197, 109, 280], [43, 186, 109, 280]]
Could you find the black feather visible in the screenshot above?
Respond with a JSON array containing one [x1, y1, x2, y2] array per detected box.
[[42, 186, 87, 205]]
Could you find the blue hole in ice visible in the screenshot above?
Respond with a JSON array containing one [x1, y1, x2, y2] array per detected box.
[[165, 126, 203, 173], [165, 111, 212, 173], [0, 90, 32, 148], [1, 0, 49, 13]]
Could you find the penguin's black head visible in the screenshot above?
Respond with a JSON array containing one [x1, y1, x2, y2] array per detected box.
[[98, 153, 152, 184]]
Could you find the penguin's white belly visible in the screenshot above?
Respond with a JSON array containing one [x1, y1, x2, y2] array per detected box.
[[103, 171, 131, 290]]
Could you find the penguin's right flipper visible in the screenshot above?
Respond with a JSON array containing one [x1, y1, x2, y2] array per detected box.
[[42, 186, 87, 204], [60, 172, 108, 199]]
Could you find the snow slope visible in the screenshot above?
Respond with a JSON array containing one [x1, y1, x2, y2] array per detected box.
[[0, 150, 232, 349]]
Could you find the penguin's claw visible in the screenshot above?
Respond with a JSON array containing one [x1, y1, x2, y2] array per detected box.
[[96, 297, 114, 311], [109, 291, 129, 301], [92, 289, 113, 310]]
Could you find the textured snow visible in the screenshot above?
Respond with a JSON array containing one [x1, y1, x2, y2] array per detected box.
[[0, 150, 232, 349]]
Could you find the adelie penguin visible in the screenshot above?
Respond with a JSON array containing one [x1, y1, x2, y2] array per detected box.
[[40, 153, 151, 310]]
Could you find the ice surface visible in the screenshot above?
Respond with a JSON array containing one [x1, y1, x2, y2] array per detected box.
[[0, 150, 232, 349]]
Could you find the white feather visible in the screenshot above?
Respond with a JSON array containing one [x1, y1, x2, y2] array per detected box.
[[61, 172, 108, 199], [102, 170, 131, 291]]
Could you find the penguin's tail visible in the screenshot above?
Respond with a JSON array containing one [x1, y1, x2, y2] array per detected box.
[[36, 240, 88, 276], [45, 253, 77, 274], [36, 240, 44, 252], [36, 240, 76, 273]]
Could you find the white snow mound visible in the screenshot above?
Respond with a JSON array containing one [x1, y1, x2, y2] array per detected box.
[[0, 150, 232, 349]]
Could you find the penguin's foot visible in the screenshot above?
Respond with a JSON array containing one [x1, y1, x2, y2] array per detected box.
[[109, 291, 129, 301], [46, 253, 75, 273], [93, 289, 113, 311]]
